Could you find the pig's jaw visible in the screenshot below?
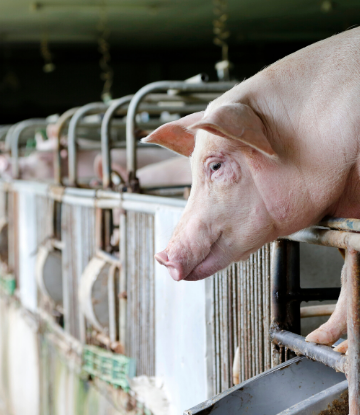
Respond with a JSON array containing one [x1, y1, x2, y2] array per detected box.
[[155, 232, 234, 282]]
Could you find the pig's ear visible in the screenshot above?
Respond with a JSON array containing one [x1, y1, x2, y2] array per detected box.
[[141, 112, 204, 157], [189, 103, 276, 157]]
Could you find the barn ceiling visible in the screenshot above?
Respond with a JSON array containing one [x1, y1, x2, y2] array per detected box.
[[0, 0, 359, 47]]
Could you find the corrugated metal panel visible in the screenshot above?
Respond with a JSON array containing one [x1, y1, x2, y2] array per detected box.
[[35, 195, 53, 247], [7, 191, 18, 280], [209, 243, 274, 394], [126, 211, 155, 376], [62, 203, 97, 340]]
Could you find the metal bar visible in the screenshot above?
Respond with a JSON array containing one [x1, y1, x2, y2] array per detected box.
[[299, 287, 340, 302], [286, 227, 360, 251], [101, 96, 133, 189], [0, 125, 12, 143], [300, 304, 336, 318], [54, 107, 80, 184], [6, 119, 48, 178], [68, 102, 108, 186], [319, 217, 360, 232], [347, 249, 360, 415], [271, 240, 288, 331], [126, 81, 235, 191], [271, 329, 347, 374]]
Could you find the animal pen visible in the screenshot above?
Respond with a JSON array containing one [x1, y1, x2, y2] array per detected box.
[[0, 79, 355, 415]]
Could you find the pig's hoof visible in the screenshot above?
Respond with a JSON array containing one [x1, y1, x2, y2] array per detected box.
[[305, 325, 340, 346], [333, 339, 348, 354]]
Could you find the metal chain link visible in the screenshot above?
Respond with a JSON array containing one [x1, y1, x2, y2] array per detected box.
[[98, 0, 113, 102], [40, 34, 56, 73], [213, 0, 232, 81]]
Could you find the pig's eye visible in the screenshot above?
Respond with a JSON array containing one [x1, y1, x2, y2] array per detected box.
[[210, 162, 222, 172]]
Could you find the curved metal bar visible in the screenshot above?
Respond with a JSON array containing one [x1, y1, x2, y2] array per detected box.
[[7, 119, 48, 179], [101, 95, 133, 189], [68, 102, 108, 186], [0, 126, 12, 143], [54, 107, 80, 184], [126, 81, 236, 191]]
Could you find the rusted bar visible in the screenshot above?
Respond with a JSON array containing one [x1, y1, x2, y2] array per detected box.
[[319, 217, 360, 232], [271, 329, 347, 373], [287, 227, 360, 251], [347, 249, 360, 415], [300, 304, 335, 318]]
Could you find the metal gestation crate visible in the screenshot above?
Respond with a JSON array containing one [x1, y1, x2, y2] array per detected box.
[[269, 219, 360, 415]]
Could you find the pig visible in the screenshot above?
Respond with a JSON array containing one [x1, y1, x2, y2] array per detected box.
[[142, 27, 360, 354], [93, 147, 189, 186], [94, 152, 192, 187]]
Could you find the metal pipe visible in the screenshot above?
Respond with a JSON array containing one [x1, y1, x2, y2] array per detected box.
[[270, 240, 301, 334], [300, 304, 336, 318], [271, 329, 348, 374], [347, 249, 360, 415], [7, 119, 48, 178], [54, 107, 80, 184], [68, 102, 108, 186], [299, 287, 340, 302], [101, 96, 132, 189], [319, 217, 360, 233], [126, 81, 235, 191], [0, 126, 11, 144], [286, 227, 360, 251]]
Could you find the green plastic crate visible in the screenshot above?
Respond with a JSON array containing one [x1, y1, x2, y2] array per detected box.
[[0, 274, 16, 296], [83, 345, 136, 391]]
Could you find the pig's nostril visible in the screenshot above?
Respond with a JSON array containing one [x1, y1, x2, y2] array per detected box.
[[154, 251, 169, 266]]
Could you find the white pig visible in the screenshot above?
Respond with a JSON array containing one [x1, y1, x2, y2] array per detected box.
[[142, 28, 360, 353]]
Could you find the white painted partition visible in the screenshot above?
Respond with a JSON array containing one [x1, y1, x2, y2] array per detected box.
[[155, 207, 209, 415], [18, 189, 39, 311]]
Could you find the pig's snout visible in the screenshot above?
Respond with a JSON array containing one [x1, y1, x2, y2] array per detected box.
[[154, 250, 184, 281]]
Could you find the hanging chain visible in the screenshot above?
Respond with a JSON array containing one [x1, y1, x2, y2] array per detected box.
[[40, 33, 56, 73], [98, 0, 113, 102], [213, 0, 232, 81]]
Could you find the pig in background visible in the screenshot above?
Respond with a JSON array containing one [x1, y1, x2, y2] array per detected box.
[[0, 122, 192, 188], [143, 27, 360, 354]]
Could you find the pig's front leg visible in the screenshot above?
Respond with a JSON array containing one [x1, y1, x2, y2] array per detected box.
[[305, 263, 347, 347]]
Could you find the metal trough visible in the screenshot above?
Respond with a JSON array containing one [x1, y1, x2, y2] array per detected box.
[[185, 357, 347, 415]]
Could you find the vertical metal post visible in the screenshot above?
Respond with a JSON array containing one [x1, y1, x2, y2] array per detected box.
[[119, 210, 127, 351], [347, 249, 360, 415], [271, 240, 301, 363], [287, 240, 301, 335]]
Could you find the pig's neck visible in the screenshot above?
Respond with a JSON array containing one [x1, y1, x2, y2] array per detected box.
[[328, 159, 360, 219]]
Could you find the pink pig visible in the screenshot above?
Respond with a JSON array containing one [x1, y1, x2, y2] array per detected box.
[[142, 28, 360, 353]]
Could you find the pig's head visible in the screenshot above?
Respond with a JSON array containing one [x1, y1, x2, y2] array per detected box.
[[142, 102, 281, 282]]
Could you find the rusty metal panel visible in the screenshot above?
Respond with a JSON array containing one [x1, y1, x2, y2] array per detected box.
[[209, 243, 273, 394], [125, 211, 155, 376], [62, 203, 97, 340]]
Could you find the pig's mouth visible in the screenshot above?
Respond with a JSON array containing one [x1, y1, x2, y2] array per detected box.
[[155, 232, 225, 282], [183, 233, 224, 281]]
